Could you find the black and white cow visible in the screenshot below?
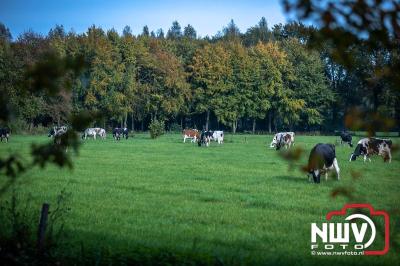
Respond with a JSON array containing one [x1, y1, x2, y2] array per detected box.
[[307, 143, 340, 183], [82, 128, 96, 140], [82, 128, 106, 140], [48, 126, 68, 145], [48, 126, 67, 138], [97, 128, 106, 139], [349, 138, 392, 163], [212, 130, 224, 144], [198, 130, 213, 147], [113, 127, 128, 140], [339, 131, 353, 147], [0, 127, 10, 142], [270, 132, 295, 150]]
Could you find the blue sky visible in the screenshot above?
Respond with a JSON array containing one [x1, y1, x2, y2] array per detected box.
[[0, 0, 288, 38]]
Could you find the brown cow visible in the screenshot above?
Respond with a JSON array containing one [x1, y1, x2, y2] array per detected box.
[[182, 129, 199, 143]]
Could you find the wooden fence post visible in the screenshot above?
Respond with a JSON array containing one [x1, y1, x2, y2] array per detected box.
[[37, 203, 50, 252]]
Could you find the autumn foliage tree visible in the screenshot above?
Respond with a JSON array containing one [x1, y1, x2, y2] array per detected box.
[[1, 13, 397, 133]]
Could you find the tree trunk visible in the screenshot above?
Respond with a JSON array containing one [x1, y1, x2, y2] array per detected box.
[[180, 116, 183, 129], [268, 112, 272, 133], [124, 112, 127, 128], [232, 120, 237, 134], [141, 120, 144, 131], [131, 112, 135, 131], [252, 118, 256, 134], [205, 110, 210, 131]]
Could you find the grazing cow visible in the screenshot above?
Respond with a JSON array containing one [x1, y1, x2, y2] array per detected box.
[[212, 130, 224, 144], [82, 127, 106, 140], [307, 143, 340, 183], [97, 128, 106, 139], [349, 138, 392, 163], [48, 126, 67, 146], [48, 126, 67, 138], [0, 127, 10, 142], [113, 127, 128, 140], [271, 132, 295, 150], [198, 130, 213, 147], [82, 128, 97, 140], [182, 129, 199, 143], [339, 131, 353, 147]]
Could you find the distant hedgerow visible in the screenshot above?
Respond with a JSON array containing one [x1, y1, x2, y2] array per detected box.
[[169, 122, 182, 133]]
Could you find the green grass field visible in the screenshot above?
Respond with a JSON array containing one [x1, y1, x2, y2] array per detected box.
[[1, 134, 399, 265]]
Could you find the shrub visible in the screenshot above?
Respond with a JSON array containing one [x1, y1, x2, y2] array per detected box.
[[149, 119, 165, 139], [8, 118, 50, 135], [169, 123, 182, 133], [30, 125, 49, 135], [8, 118, 28, 134]]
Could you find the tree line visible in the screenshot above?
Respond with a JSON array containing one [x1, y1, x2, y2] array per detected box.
[[0, 18, 398, 133]]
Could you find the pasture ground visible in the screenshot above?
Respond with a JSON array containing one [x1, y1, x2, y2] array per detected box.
[[0, 134, 399, 265]]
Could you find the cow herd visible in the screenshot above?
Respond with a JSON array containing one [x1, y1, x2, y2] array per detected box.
[[82, 128, 106, 140], [265, 130, 392, 184], [305, 132, 393, 184], [182, 129, 393, 184], [47, 126, 129, 142], [182, 129, 224, 146], [1, 126, 395, 184]]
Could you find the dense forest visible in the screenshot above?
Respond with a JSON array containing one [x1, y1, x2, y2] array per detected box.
[[0, 18, 398, 133]]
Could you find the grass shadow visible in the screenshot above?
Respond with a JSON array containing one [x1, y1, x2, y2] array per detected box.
[[272, 175, 309, 183]]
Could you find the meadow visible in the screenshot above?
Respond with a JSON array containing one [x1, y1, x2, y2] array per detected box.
[[0, 134, 399, 265]]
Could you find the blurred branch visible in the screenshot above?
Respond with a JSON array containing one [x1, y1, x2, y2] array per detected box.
[[0, 53, 96, 196], [283, 0, 400, 87], [345, 108, 396, 136], [24, 52, 85, 96], [283, 1, 399, 252], [278, 146, 305, 171]]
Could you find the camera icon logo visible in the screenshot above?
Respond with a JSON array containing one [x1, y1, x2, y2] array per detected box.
[[311, 203, 389, 255]]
